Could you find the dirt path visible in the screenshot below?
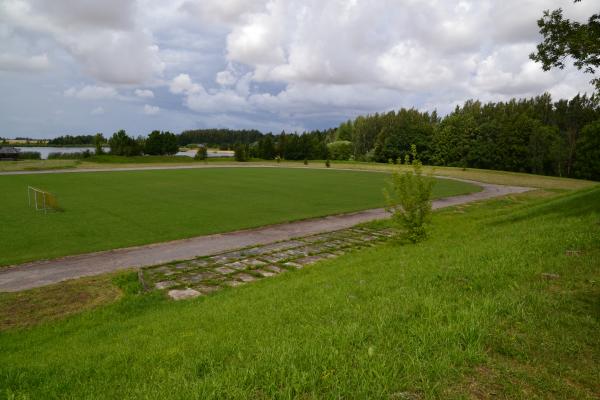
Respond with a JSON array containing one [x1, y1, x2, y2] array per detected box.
[[0, 179, 530, 292]]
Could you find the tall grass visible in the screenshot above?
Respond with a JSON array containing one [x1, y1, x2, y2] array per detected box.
[[47, 150, 93, 160], [1, 188, 598, 398]]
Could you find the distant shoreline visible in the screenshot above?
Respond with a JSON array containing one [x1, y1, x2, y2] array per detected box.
[[3, 144, 105, 148]]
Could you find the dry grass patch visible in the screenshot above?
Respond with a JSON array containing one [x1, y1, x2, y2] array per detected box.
[[0, 274, 123, 331]]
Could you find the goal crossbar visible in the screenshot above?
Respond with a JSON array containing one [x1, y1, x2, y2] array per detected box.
[[27, 186, 60, 213]]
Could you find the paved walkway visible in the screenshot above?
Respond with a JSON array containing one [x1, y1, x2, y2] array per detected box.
[[0, 178, 530, 292]]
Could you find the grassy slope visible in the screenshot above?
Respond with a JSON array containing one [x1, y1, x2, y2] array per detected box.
[[0, 167, 477, 266], [1, 188, 598, 398]]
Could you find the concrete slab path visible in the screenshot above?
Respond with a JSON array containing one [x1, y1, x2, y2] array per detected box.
[[0, 176, 530, 292]]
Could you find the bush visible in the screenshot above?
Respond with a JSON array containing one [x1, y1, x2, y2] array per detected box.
[[234, 144, 250, 162], [94, 133, 105, 155], [144, 131, 179, 155], [18, 151, 41, 160], [194, 146, 208, 161], [384, 145, 434, 243], [326, 141, 353, 160], [325, 159, 331, 168], [573, 120, 600, 181], [303, 158, 308, 165], [109, 130, 143, 156], [48, 150, 92, 160]]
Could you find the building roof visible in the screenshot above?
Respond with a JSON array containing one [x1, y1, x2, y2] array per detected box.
[[0, 146, 20, 154]]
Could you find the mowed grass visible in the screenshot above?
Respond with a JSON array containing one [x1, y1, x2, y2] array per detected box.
[[0, 167, 478, 266], [1, 187, 598, 398]]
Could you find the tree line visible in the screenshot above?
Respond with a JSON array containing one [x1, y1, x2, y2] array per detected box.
[[248, 93, 599, 180], [36, 92, 600, 181], [48, 134, 99, 146], [343, 93, 599, 180], [178, 129, 263, 148], [107, 130, 179, 156]]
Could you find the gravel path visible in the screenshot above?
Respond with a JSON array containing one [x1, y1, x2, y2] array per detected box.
[[0, 175, 530, 292]]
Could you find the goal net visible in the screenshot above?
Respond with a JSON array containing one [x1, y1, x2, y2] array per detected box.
[[28, 186, 61, 213]]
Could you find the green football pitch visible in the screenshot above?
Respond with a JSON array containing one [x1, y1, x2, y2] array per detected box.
[[0, 167, 480, 266]]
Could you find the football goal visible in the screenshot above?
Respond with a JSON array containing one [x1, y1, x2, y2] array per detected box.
[[28, 186, 61, 213]]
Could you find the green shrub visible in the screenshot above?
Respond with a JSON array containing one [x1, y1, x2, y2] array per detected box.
[[94, 133, 105, 155], [234, 144, 250, 162], [144, 131, 179, 155], [109, 130, 143, 156], [326, 140, 353, 160], [573, 120, 600, 181], [194, 147, 208, 161], [18, 151, 41, 160], [48, 151, 92, 160], [325, 159, 330, 168], [384, 145, 434, 243]]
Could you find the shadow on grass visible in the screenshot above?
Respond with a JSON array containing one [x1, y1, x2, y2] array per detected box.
[[487, 187, 600, 226]]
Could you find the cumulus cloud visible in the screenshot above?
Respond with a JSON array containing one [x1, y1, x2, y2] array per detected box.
[[64, 85, 118, 100], [68, 31, 164, 84], [1, 0, 164, 84], [179, 0, 267, 25], [1, 0, 597, 137], [143, 104, 160, 115], [216, 70, 237, 86], [135, 89, 155, 98], [169, 73, 202, 94], [156, 0, 596, 132]]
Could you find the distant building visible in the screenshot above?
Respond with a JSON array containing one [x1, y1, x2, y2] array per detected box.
[[0, 146, 20, 161]]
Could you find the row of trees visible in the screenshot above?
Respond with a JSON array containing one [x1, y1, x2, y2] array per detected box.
[[48, 135, 99, 146], [178, 129, 262, 148], [188, 93, 598, 181], [249, 130, 332, 160], [234, 93, 599, 180], [33, 92, 600, 180], [338, 94, 599, 180], [108, 130, 179, 156]]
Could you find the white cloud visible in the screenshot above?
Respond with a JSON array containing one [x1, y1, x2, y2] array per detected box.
[[0, 53, 49, 72], [64, 85, 118, 100], [2, 0, 165, 84], [179, 0, 267, 25], [135, 89, 155, 98], [75, 34, 164, 85], [216, 70, 237, 86], [376, 41, 454, 90], [1, 0, 598, 137], [226, 9, 286, 66], [143, 104, 160, 115], [169, 73, 202, 94], [91, 106, 105, 115]]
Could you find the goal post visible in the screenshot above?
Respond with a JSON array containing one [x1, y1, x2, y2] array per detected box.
[[27, 186, 61, 213]]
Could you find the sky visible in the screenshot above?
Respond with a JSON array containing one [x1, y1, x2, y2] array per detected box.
[[0, 0, 596, 139]]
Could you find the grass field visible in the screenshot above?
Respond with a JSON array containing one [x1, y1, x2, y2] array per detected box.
[[1, 187, 598, 398], [0, 155, 231, 172], [2, 158, 596, 190], [0, 167, 478, 266]]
